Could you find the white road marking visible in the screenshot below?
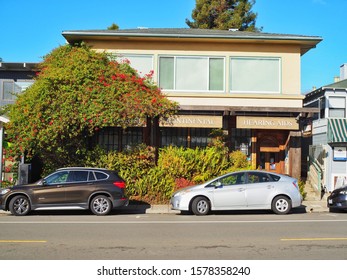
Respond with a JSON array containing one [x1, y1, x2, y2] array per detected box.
[[0, 219, 347, 224]]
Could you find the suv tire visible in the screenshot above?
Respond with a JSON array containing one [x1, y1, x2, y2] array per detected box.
[[9, 195, 31, 216], [90, 195, 112, 216]]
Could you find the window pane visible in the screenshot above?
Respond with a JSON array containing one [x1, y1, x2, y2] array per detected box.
[[329, 97, 345, 108], [329, 109, 345, 118], [230, 57, 280, 93], [117, 55, 153, 77], [248, 172, 270, 183], [98, 127, 120, 151], [220, 173, 245, 185], [190, 128, 213, 148], [69, 171, 88, 182], [95, 172, 108, 180], [88, 172, 96, 181], [159, 57, 174, 89], [14, 81, 33, 93], [176, 57, 208, 91], [3, 81, 14, 100], [209, 58, 224, 91], [45, 171, 69, 184], [121, 128, 143, 150], [161, 127, 188, 147]]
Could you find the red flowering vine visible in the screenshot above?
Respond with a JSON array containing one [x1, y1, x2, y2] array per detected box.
[[5, 44, 178, 170]]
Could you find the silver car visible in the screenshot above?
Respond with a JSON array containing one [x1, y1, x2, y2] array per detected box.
[[170, 171, 302, 215]]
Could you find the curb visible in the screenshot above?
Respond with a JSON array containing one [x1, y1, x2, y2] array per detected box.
[[120, 201, 329, 214]]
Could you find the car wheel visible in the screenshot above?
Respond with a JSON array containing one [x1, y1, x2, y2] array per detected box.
[[191, 197, 210, 216], [272, 196, 291, 215], [90, 195, 112, 216], [9, 195, 31, 216]]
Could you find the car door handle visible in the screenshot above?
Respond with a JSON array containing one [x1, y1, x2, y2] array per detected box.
[[238, 188, 245, 192], [57, 185, 64, 188], [267, 185, 274, 189]]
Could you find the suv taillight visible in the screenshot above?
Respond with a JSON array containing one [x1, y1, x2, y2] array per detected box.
[[292, 182, 299, 189], [113, 181, 126, 189]]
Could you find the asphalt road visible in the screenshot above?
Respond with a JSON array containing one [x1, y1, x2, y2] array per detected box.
[[0, 210, 347, 260]]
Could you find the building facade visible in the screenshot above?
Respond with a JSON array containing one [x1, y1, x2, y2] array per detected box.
[[63, 28, 321, 179], [0, 62, 37, 183], [304, 64, 347, 193]]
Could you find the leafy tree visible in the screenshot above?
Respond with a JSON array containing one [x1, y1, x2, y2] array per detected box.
[[186, 0, 261, 31], [5, 44, 177, 171], [107, 23, 119, 30]]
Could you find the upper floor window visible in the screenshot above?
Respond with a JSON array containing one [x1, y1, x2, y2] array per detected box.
[[159, 56, 225, 92], [328, 96, 346, 118], [230, 57, 281, 94], [116, 54, 154, 77], [319, 97, 326, 119], [1, 80, 34, 100]]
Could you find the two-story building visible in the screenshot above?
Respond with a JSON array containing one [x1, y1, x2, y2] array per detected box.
[[62, 28, 321, 179], [304, 63, 347, 193]]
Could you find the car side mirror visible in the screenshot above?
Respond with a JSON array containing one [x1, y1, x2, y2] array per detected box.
[[214, 181, 223, 188]]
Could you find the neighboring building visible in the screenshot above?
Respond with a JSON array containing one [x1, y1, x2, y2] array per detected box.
[[0, 62, 37, 107], [0, 62, 37, 183], [304, 63, 347, 193], [62, 28, 321, 179]]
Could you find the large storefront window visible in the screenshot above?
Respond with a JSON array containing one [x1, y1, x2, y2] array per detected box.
[[159, 56, 225, 92], [230, 128, 252, 156], [97, 127, 143, 151], [230, 57, 280, 93], [161, 128, 213, 148]]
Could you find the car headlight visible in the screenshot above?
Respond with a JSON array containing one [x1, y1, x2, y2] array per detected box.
[[0, 188, 10, 195], [174, 189, 191, 197]]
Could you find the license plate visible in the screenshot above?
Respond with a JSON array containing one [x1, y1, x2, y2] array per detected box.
[[328, 199, 333, 204]]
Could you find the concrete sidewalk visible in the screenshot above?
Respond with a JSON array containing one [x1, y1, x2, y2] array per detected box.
[[301, 199, 329, 213]]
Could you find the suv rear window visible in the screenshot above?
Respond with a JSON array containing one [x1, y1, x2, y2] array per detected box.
[[95, 172, 108, 180]]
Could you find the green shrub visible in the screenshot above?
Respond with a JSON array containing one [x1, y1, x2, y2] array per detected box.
[[87, 143, 251, 204], [298, 179, 307, 200]]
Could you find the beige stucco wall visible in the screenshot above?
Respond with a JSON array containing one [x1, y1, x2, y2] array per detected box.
[[168, 95, 303, 108]]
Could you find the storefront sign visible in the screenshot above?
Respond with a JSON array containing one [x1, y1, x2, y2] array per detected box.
[[160, 115, 223, 128], [237, 116, 299, 130], [333, 146, 347, 161]]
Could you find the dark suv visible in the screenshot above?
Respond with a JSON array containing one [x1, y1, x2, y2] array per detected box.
[[0, 167, 128, 216]]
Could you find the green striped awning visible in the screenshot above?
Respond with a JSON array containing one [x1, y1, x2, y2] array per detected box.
[[328, 119, 347, 143]]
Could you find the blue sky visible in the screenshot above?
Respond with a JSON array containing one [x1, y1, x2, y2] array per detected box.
[[1, 0, 346, 93]]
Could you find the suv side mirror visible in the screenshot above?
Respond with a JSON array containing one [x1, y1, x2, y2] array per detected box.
[[39, 179, 47, 186]]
